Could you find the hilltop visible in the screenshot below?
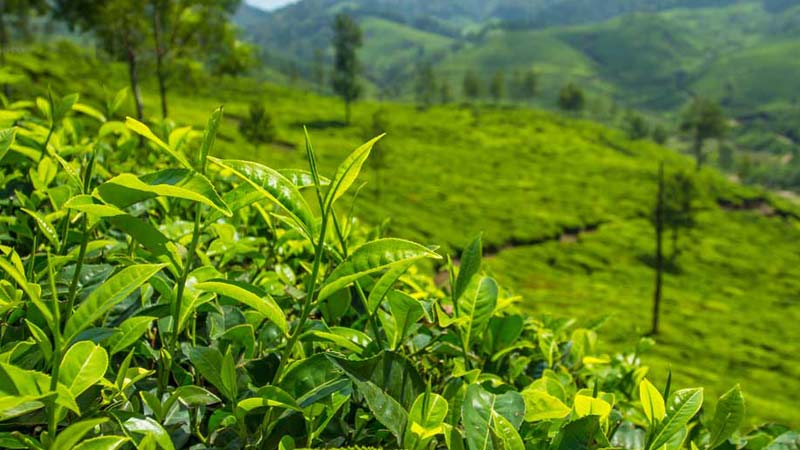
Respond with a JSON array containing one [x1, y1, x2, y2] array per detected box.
[[4, 41, 800, 426]]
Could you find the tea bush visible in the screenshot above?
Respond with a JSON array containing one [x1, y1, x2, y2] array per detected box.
[[0, 92, 797, 449]]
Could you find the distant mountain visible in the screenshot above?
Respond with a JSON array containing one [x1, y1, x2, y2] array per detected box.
[[234, 0, 748, 63], [234, 0, 800, 154]]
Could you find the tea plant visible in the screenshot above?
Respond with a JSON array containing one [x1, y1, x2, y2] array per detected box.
[[0, 92, 797, 449]]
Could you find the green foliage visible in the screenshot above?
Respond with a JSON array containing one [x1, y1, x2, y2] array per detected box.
[[332, 13, 363, 123], [489, 71, 505, 103], [414, 61, 437, 109], [2, 92, 795, 449], [681, 97, 728, 169], [625, 111, 650, 140], [238, 102, 277, 145], [558, 82, 585, 112], [462, 70, 481, 100]]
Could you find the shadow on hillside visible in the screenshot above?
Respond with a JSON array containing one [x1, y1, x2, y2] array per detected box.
[[637, 253, 683, 275], [294, 120, 348, 129]]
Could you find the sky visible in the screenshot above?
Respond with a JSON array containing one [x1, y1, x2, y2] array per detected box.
[[245, 0, 299, 10]]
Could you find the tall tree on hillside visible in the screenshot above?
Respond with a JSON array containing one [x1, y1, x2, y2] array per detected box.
[[0, 0, 48, 97], [651, 161, 666, 335], [520, 69, 538, 102], [55, 0, 148, 119], [652, 124, 669, 145], [462, 70, 481, 101], [680, 97, 727, 171], [365, 108, 390, 200], [207, 24, 256, 77], [439, 81, 453, 104], [624, 111, 650, 140], [489, 71, 505, 104], [558, 82, 585, 113], [147, 0, 241, 118], [414, 61, 436, 109], [664, 170, 696, 262], [331, 13, 362, 124]]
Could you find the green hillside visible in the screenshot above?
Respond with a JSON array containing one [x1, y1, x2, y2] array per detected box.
[[5, 42, 799, 427], [238, 0, 800, 177]]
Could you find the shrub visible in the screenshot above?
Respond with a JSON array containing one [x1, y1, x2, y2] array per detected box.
[[0, 94, 796, 449], [558, 82, 585, 112], [239, 101, 277, 144]]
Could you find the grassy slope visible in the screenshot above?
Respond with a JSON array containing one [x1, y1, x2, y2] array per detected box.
[[6, 45, 800, 426]]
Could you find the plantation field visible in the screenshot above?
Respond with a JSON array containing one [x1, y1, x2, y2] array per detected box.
[[5, 42, 800, 430]]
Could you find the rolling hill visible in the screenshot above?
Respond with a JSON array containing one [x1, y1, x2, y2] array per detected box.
[[4, 41, 800, 426], [236, 0, 800, 166]]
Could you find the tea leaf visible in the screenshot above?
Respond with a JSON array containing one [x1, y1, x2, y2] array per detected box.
[[318, 238, 440, 301], [51, 418, 108, 450], [454, 234, 482, 301], [648, 388, 704, 450], [457, 276, 497, 350], [324, 134, 384, 209], [195, 279, 287, 335], [95, 170, 231, 217], [63, 264, 166, 343], [71, 436, 128, 450], [125, 117, 192, 169], [209, 157, 316, 239], [404, 393, 448, 450], [640, 378, 666, 423], [59, 341, 109, 397], [707, 385, 744, 449]]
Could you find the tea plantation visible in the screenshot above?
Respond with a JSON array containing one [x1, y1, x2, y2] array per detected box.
[[1, 42, 799, 448]]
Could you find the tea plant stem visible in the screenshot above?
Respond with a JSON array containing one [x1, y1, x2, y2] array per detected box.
[[331, 212, 384, 349], [272, 210, 330, 384], [27, 234, 37, 279], [65, 215, 88, 315], [39, 124, 54, 162], [64, 154, 95, 315], [170, 205, 203, 352], [46, 253, 62, 438]]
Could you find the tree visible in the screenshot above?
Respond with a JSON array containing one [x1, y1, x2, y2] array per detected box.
[[312, 47, 325, 93], [624, 111, 650, 140], [462, 70, 481, 101], [652, 124, 669, 145], [651, 161, 665, 335], [512, 69, 537, 103], [331, 13, 362, 124], [239, 102, 276, 145], [718, 142, 734, 169], [147, 0, 241, 118], [680, 97, 727, 170], [207, 25, 257, 77], [365, 108, 390, 200], [663, 171, 696, 261], [439, 82, 453, 104], [558, 82, 585, 113], [1, 0, 48, 97], [489, 71, 505, 104], [414, 61, 436, 109], [55, 0, 148, 119]]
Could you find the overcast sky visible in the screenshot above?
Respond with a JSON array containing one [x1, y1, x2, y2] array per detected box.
[[245, 0, 299, 10]]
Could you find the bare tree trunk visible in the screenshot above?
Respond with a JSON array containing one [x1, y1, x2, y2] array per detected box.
[[152, 2, 168, 118], [651, 162, 665, 335], [126, 46, 144, 120]]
